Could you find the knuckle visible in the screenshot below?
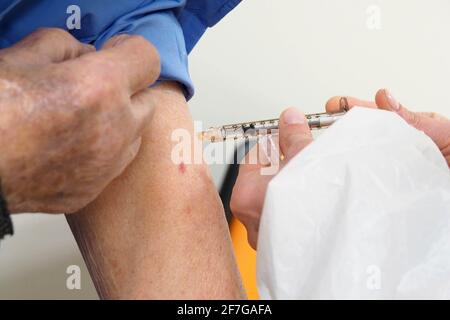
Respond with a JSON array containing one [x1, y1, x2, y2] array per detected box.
[[405, 110, 421, 128], [33, 27, 71, 42], [31, 27, 53, 39], [27, 28, 77, 56], [427, 112, 440, 119]]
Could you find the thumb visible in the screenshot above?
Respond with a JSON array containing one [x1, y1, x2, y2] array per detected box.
[[375, 89, 449, 148], [130, 87, 157, 141], [279, 107, 313, 160]]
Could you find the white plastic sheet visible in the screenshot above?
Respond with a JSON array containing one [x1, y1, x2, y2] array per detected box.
[[257, 107, 450, 299]]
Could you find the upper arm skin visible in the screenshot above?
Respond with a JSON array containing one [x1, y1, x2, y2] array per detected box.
[[67, 82, 245, 299]]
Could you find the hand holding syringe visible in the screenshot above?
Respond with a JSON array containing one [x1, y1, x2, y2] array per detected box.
[[222, 108, 347, 249], [199, 112, 346, 143]]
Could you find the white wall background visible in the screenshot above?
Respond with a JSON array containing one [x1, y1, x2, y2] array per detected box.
[[1, 0, 449, 299]]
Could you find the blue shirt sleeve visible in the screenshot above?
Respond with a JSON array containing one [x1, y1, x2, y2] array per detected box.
[[91, 1, 194, 99], [0, 0, 241, 100], [179, 0, 242, 53]]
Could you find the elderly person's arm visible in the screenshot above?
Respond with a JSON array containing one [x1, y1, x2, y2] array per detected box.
[[67, 82, 245, 299]]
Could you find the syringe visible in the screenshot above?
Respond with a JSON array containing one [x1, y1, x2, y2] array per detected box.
[[200, 112, 346, 143]]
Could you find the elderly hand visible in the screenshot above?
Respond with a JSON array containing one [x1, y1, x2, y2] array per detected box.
[[0, 28, 160, 213], [230, 108, 313, 249], [325, 89, 450, 167]]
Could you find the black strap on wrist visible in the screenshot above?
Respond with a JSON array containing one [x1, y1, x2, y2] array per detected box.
[[0, 180, 13, 240]]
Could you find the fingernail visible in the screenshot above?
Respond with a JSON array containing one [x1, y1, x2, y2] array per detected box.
[[384, 89, 400, 111], [283, 107, 306, 125]]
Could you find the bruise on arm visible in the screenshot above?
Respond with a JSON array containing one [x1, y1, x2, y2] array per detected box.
[[67, 82, 245, 299]]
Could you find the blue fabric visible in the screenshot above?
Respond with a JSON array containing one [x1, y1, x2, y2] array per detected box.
[[0, 0, 241, 100]]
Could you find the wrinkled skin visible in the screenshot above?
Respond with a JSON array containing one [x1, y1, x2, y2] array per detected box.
[[0, 28, 160, 213]]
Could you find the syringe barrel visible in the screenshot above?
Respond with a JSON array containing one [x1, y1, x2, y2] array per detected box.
[[201, 112, 346, 142]]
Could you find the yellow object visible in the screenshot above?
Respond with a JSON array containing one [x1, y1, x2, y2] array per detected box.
[[230, 218, 259, 299]]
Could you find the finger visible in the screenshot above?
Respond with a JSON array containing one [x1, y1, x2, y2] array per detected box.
[[376, 89, 450, 147], [376, 89, 449, 122], [129, 88, 157, 140], [78, 34, 160, 94], [241, 144, 272, 168], [325, 96, 377, 113], [279, 107, 313, 160], [112, 138, 143, 179], [247, 227, 258, 250], [416, 112, 448, 121], [1, 28, 95, 64]]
